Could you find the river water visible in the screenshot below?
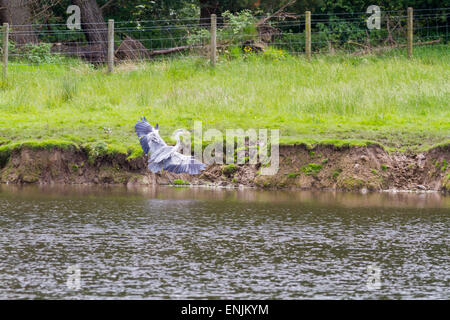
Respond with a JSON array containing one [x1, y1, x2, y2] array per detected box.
[[0, 185, 448, 299]]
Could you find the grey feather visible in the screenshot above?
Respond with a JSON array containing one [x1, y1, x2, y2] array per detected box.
[[135, 118, 153, 138], [134, 119, 206, 175]]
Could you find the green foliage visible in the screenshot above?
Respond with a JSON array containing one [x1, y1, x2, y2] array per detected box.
[[187, 28, 211, 46], [189, 10, 257, 47], [277, 32, 305, 54], [224, 45, 245, 59], [316, 16, 371, 47], [340, 177, 365, 190], [85, 142, 108, 161], [332, 169, 342, 180], [287, 172, 300, 178], [442, 160, 448, 172], [301, 163, 323, 176], [127, 146, 144, 160], [381, 164, 388, 171], [443, 173, 450, 192], [83, 142, 128, 164], [17, 43, 63, 64], [222, 164, 238, 176], [0, 147, 11, 169], [173, 179, 190, 185], [0, 41, 16, 57], [41, 1, 447, 53], [435, 159, 448, 172], [221, 10, 256, 37]]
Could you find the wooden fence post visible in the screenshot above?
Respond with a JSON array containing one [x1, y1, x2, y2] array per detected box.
[[108, 19, 114, 73], [407, 7, 413, 58], [305, 11, 311, 61], [210, 14, 217, 66], [2, 23, 9, 80]]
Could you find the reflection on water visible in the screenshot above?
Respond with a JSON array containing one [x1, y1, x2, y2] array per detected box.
[[0, 185, 448, 299]]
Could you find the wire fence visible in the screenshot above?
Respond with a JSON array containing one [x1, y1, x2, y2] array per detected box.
[[0, 7, 448, 76]]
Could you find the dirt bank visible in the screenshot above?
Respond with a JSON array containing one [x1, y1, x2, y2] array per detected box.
[[1, 144, 449, 192]]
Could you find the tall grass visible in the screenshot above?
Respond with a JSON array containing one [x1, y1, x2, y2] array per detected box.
[[0, 45, 448, 153]]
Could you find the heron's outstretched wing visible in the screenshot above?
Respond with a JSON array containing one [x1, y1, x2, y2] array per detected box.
[[135, 118, 167, 155], [135, 117, 154, 155], [150, 145, 175, 163], [163, 152, 206, 175], [135, 117, 153, 137], [135, 119, 206, 174], [147, 161, 164, 173], [146, 145, 175, 173]]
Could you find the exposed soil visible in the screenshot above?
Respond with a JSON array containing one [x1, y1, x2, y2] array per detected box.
[[1, 144, 449, 192]]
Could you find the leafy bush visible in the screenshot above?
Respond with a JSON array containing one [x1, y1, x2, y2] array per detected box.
[[276, 32, 305, 54], [220, 10, 257, 41], [222, 164, 238, 176], [223, 45, 244, 59], [0, 40, 15, 56], [187, 28, 210, 46], [17, 43, 62, 64], [173, 179, 190, 185], [188, 10, 258, 47]]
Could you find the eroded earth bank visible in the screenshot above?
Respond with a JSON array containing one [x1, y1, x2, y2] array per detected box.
[[1, 144, 449, 192]]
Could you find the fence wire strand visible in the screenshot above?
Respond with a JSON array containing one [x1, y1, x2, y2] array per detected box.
[[0, 8, 447, 76]]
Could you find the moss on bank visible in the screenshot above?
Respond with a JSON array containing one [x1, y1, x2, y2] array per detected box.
[[0, 137, 447, 171], [0, 140, 79, 169], [443, 173, 450, 192]]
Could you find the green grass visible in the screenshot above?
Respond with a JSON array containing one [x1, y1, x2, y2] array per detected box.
[[0, 45, 449, 156]]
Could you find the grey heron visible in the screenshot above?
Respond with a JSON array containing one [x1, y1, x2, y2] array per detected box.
[[135, 117, 206, 175]]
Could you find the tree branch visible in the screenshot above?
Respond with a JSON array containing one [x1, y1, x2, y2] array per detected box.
[[100, 0, 115, 12], [256, 0, 297, 26]]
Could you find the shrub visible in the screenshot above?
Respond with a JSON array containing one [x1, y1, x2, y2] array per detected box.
[[287, 172, 300, 178], [222, 164, 237, 176], [18, 43, 62, 64], [173, 179, 189, 185], [332, 169, 342, 180], [301, 163, 323, 176], [188, 10, 257, 47]]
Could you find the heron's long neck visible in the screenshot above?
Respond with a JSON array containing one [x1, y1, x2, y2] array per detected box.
[[174, 134, 182, 151]]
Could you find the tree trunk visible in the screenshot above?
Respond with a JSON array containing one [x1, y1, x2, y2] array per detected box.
[[0, 0, 38, 45], [199, 0, 220, 26], [71, 0, 107, 61], [72, 0, 107, 44]]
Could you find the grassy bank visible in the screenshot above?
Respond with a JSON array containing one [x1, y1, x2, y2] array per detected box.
[[0, 45, 449, 159]]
